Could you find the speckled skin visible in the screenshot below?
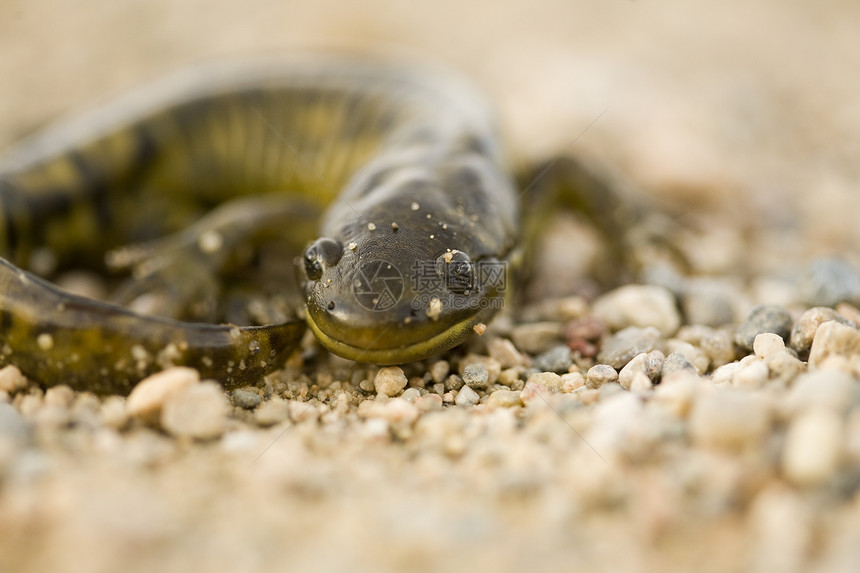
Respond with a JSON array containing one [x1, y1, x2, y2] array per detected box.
[[0, 59, 519, 393]]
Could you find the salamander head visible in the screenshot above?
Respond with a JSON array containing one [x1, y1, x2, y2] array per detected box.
[[298, 217, 507, 365]]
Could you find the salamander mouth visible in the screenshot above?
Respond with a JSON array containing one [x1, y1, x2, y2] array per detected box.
[[304, 305, 494, 365]]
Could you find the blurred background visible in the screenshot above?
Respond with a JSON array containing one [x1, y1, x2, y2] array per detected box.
[[1, 0, 859, 266]]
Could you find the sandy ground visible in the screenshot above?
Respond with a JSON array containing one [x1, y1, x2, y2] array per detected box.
[[1, 1, 860, 572]]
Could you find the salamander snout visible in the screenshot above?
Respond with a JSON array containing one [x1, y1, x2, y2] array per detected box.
[[302, 237, 344, 280]]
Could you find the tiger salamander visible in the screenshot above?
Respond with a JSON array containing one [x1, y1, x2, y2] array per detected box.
[[0, 58, 522, 394]]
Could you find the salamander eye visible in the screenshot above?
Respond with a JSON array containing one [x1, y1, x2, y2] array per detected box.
[[303, 237, 343, 281], [435, 250, 473, 294]]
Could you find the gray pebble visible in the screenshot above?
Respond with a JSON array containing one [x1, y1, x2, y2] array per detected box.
[[462, 364, 489, 390], [231, 389, 262, 410], [662, 352, 696, 377], [444, 374, 464, 392], [789, 307, 854, 356], [510, 322, 563, 354], [798, 258, 860, 307], [533, 345, 573, 373], [681, 278, 737, 327], [734, 304, 792, 351], [597, 326, 663, 369]]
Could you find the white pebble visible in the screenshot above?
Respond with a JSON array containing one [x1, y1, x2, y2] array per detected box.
[[486, 389, 523, 408], [783, 370, 856, 416], [161, 381, 228, 439], [593, 284, 680, 336], [454, 385, 479, 406], [782, 407, 843, 486], [526, 371, 563, 392], [690, 390, 770, 450], [559, 372, 586, 392], [654, 371, 699, 417], [628, 371, 653, 392], [711, 361, 741, 385], [0, 365, 28, 393], [126, 366, 200, 424], [753, 332, 785, 359], [374, 367, 408, 397], [255, 398, 290, 426], [809, 320, 860, 367], [732, 359, 769, 389], [586, 364, 618, 389]]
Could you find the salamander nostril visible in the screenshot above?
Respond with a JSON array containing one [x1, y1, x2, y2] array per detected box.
[[302, 237, 344, 280], [327, 301, 336, 311]]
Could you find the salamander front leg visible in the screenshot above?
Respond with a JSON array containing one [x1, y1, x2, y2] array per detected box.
[[106, 194, 321, 322]]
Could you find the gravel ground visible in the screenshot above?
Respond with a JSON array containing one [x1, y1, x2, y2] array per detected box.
[[2, 1, 860, 572]]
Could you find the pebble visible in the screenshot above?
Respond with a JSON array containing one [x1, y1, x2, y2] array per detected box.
[[661, 352, 697, 377], [532, 345, 573, 373], [664, 339, 708, 373], [454, 385, 480, 406], [689, 390, 770, 449], [734, 305, 792, 351], [783, 370, 858, 416], [0, 402, 31, 448], [400, 387, 422, 402], [414, 393, 443, 412], [797, 258, 860, 307], [99, 396, 129, 430], [525, 371, 563, 392], [459, 354, 501, 385], [126, 366, 200, 424], [781, 407, 843, 486], [654, 371, 699, 417], [161, 381, 228, 439], [586, 364, 619, 389], [486, 389, 523, 408], [628, 371, 653, 392], [498, 368, 523, 390], [0, 365, 28, 393], [429, 360, 450, 384], [444, 374, 464, 392], [618, 351, 664, 389], [789, 307, 854, 355], [748, 486, 811, 573], [711, 362, 741, 385], [254, 398, 290, 426], [560, 372, 586, 392], [231, 389, 262, 410], [593, 284, 681, 336], [510, 322, 563, 354], [44, 385, 75, 408], [680, 278, 738, 327], [486, 337, 528, 368], [462, 363, 490, 390], [564, 315, 606, 358], [808, 320, 860, 367], [764, 351, 805, 382], [753, 333, 785, 359], [699, 328, 737, 368], [733, 358, 770, 389], [597, 326, 663, 369], [374, 367, 408, 397]]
